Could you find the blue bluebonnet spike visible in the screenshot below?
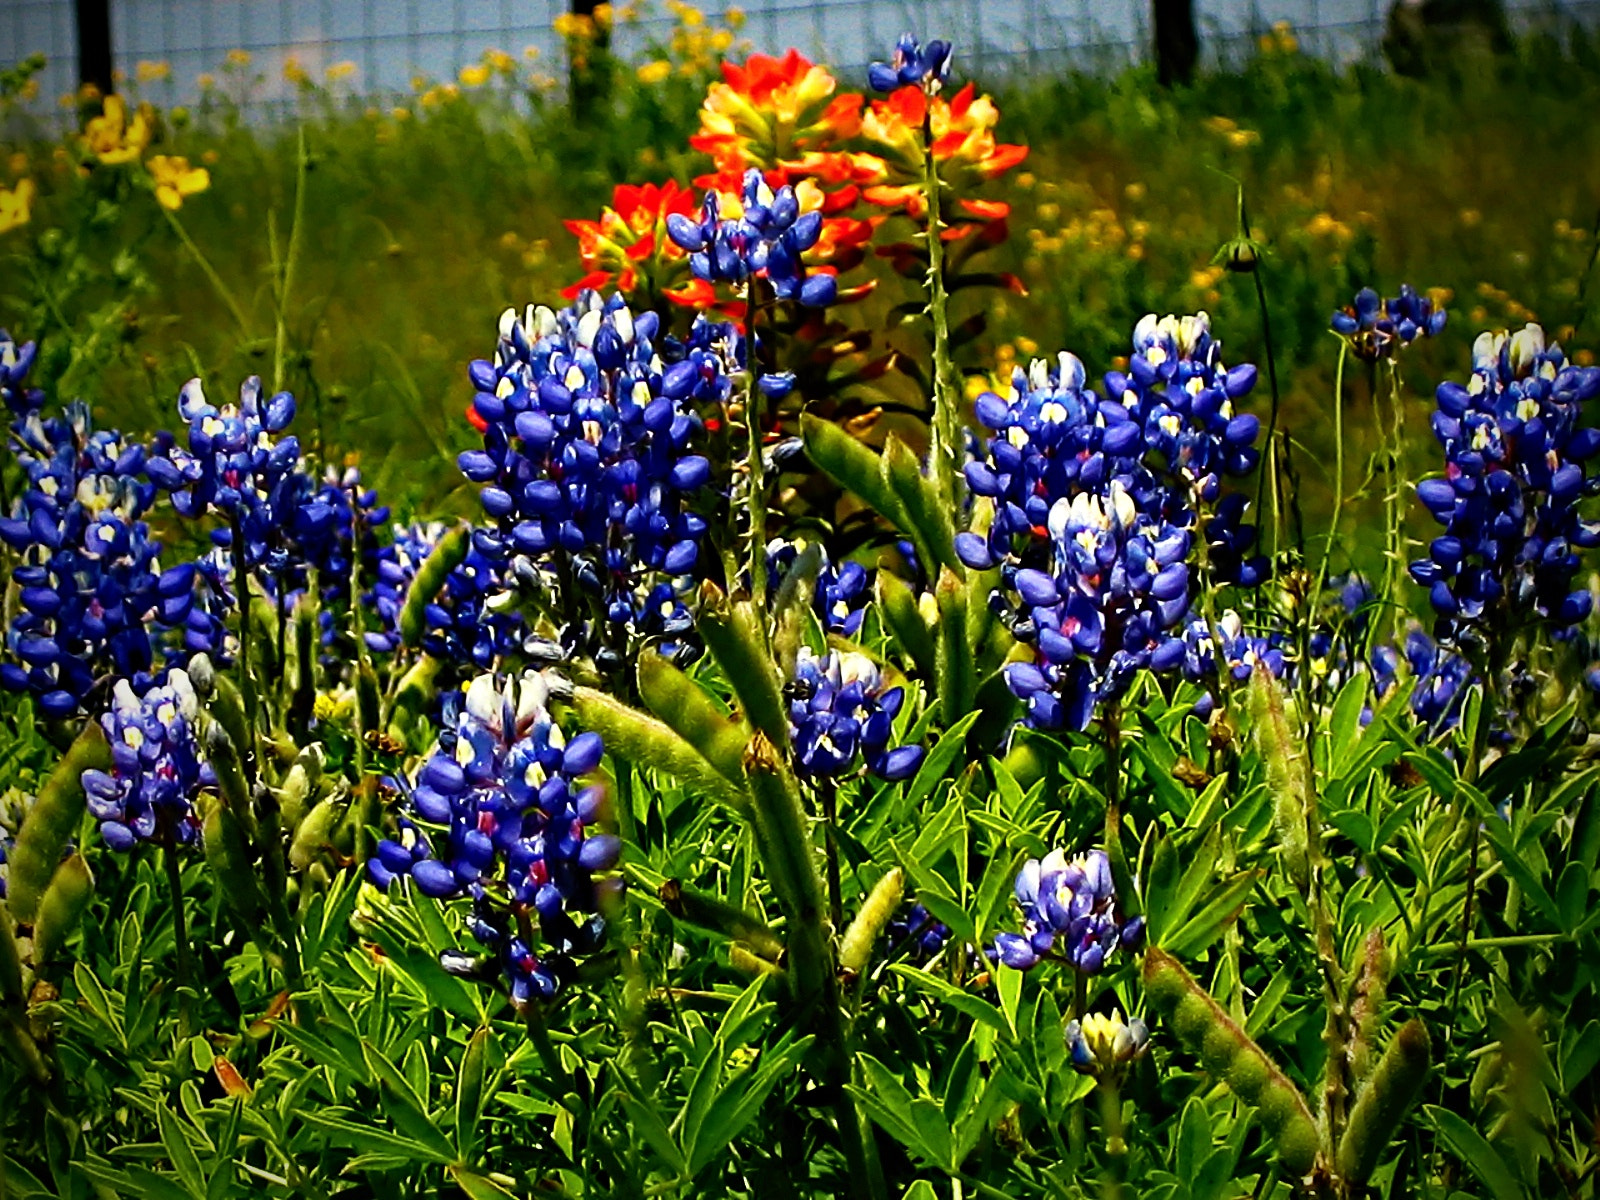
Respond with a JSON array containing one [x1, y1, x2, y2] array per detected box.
[[787, 648, 925, 780], [869, 34, 953, 93], [369, 671, 620, 1006], [1330, 283, 1447, 361], [988, 848, 1141, 973]]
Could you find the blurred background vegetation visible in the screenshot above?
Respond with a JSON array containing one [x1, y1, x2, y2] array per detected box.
[[2, 4, 1598, 559]]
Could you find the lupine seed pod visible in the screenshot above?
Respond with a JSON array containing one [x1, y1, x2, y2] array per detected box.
[[1247, 669, 1311, 887], [571, 686, 749, 814], [277, 763, 314, 833], [0, 906, 22, 1006], [289, 592, 318, 738], [204, 722, 254, 830], [839, 867, 904, 975], [800, 413, 914, 554], [6, 722, 111, 924], [249, 594, 281, 681], [637, 650, 751, 783], [206, 675, 253, 777], [289, 794, 348, 872], [1143, 947, 1319, 1176], [399, 525, 470, 648], [772, 542, 823, 678], [387, 654, 443, 750], [1346, 928, 1390, 1085], [658, 878, 787, 961], [201, 793, 268, 926], [31, 853, 93, 967], [729, 943, 785, 978], [935, 567, 975, 727], [882, 434, 958, 573], [356, 661, 381, 740], [698, 583, 788, 748], [875, 570, 936, 680], [1337, 1019, 1431, 1186]]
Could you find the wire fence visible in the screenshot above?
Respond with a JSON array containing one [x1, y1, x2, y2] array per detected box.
[[4, 0, 1598, 124]]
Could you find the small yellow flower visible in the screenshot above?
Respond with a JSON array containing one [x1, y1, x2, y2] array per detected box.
[[0, 178, 35, 235], [83, 95, 152, 166], [459, 63, 491, 88], [197, 72, 217, 90], [326, 60, 357, 82], [283, 57, 310, 85], [523, 45, 541, 60], [19, 79, 37, 101], [391, 105, 411, 120], [1226, 128, 1260, 149], [200, 149, 219, 165], [225, 49, 252, 68], [592, 2, 615, 27], [136, 60, 171, 83], [148, 154, 210, 210], [7, 152, 27, 178], [1460, 208, 1482, 228], [724, 5, 746, 28], [1124, 181, 1146, 202], [552, 12, 593, 38], [484, 48, 517, 74], [1202, 114, 1237, 135], [636, 60, 672, 85]]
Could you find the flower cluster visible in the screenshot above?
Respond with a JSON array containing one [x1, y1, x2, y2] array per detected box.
[[1066, 1010, 1150, 1077], [1401, 628, 1475, 734], [369, 672, 620, 1005], [690, 50, 865, 182], [145, 377, 304, 573], [0, 374, 185, 715], [563, 180, 717, 309], [1410, 324, 1600, 637], [458, 292, 723, 667], [667, 169, 839, 307], [887, 903, 950, 962], [1331, 284, 1447, 362], [786, 648, 924, 780], [0, 333, 43, 416], [868, 35, 952, 94], [81, 672, 210, 851], [858, 82, 1027, 218], [990, 849, 1141, 972], [766, 538, 870, 636]]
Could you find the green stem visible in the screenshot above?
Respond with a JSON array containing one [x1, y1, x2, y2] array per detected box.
[[744, 284, 767, 612], [1313, 341, 1348, 608], [820, 777, 843, 932], [163, 207, 251, 336], [1098, 1077, 1126, 1200], [164, 844, 194, 1037], [921, 107, 962, 514], [1383, 361, 1407, 645], [273, 128, 309, 396], [1250, 254, 1284, 557], [230, 512, 257, 780]]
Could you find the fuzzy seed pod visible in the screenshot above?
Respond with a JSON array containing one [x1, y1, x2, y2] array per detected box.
[[6, 723, 111, 924], [571, 686, 749, 815], [839, 867, 904, 975], [1143, 947, 1319, 1177], [204, 723, 253, 824], [399, 525, 470, 647], [248, 593, 281, 681], [875, 571, 936, 680], [387, 655, 443, 750], [698, 582, 788, 748], [935, 567, 975, 727], [356, 661, 381, 738], [659, 879, 786, 962], [1346, 928, 1391, 1085], [882, 435, 957, 573], [289, 794, 348, 873], [277, 764, 314, 833], [205, 675, 253, 776], [771, 542, 823, 679], [1337, 1019, 1431, 1186], [800, 413, 913, 558], [637, 650, 750, 784], [31, 853, 94, 967], [201, 793, 268, 927], [0, 907, 22, 1007], [1248, 669, 1312, 887], [729, 943, 785, 978]]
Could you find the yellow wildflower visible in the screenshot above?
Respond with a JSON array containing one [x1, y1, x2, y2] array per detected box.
[[592, 3, 615, 27], [19, 79, 37, 101], [197, 72, 217, 90], [148, 155, 209, 210], [459, 63, 491, 88], [326, 60, 357, 82], [283, 57, 310, 86], [136, 60, 171, 83], [0, 179, 35, 234], [225, 49, 252, 67], [83, 95, 152, 166], [637, 60, 672, 85], [1459, 208, 1482, 228], [484, 49, 517, 74], [1226, 128, 1260, 149], [1202, 115, 1236, 135], [724, 5, 746, 28], [7, 152, 27, 178], [553, 12, 594, 38]]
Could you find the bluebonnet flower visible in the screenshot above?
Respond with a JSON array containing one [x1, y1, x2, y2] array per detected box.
[[1179, 609, 1286, 689], [887, 903, 950, 962], [369, 671, 620, 1006], [787, 648, 924, 780], [868, 34, 953, 93], [0, 396, 179, 716], [365, 522, 524, 667], [1402, 628, 1475, 735], [0, 832, 9, 899], [459, 293, 723, 671], [80, 671, 211, 851], [0, 332, 43, 417], [1066, 1010, 1150, 1077], [144, 377, 304, 573], [666, 170, 838, 307], [990, 848, 1142, 972], [1409, 324, 1600, 637], [1331, 284, 1447, 362]]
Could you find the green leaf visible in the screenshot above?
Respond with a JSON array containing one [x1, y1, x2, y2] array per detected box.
[[687, 1035, 812, 1177], [155, 1105, 205, 1200], [447, 1166, 519, 1199], [298, 1111, 455, 1165], [905, 711, 981, 813], [455, 1026, 490, 1160], [1161, 870, 1264, 958], [619, 1091, 687, 1176], [890, 965, 1012, 1038], [1425, 1106, 1525, 1200], [361, 1041, 458, 1164]]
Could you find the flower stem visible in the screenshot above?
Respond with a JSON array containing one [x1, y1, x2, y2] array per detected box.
[[1250, 257, 1284, 558], [820, 776, 842, 931], [163, 207, 252, 337], [272, 127, 309, 397], [921, 109, 963, 514], [230, 512, 257, 780], [744, 283, 767, 612], [164, 843, 194, 1037]]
